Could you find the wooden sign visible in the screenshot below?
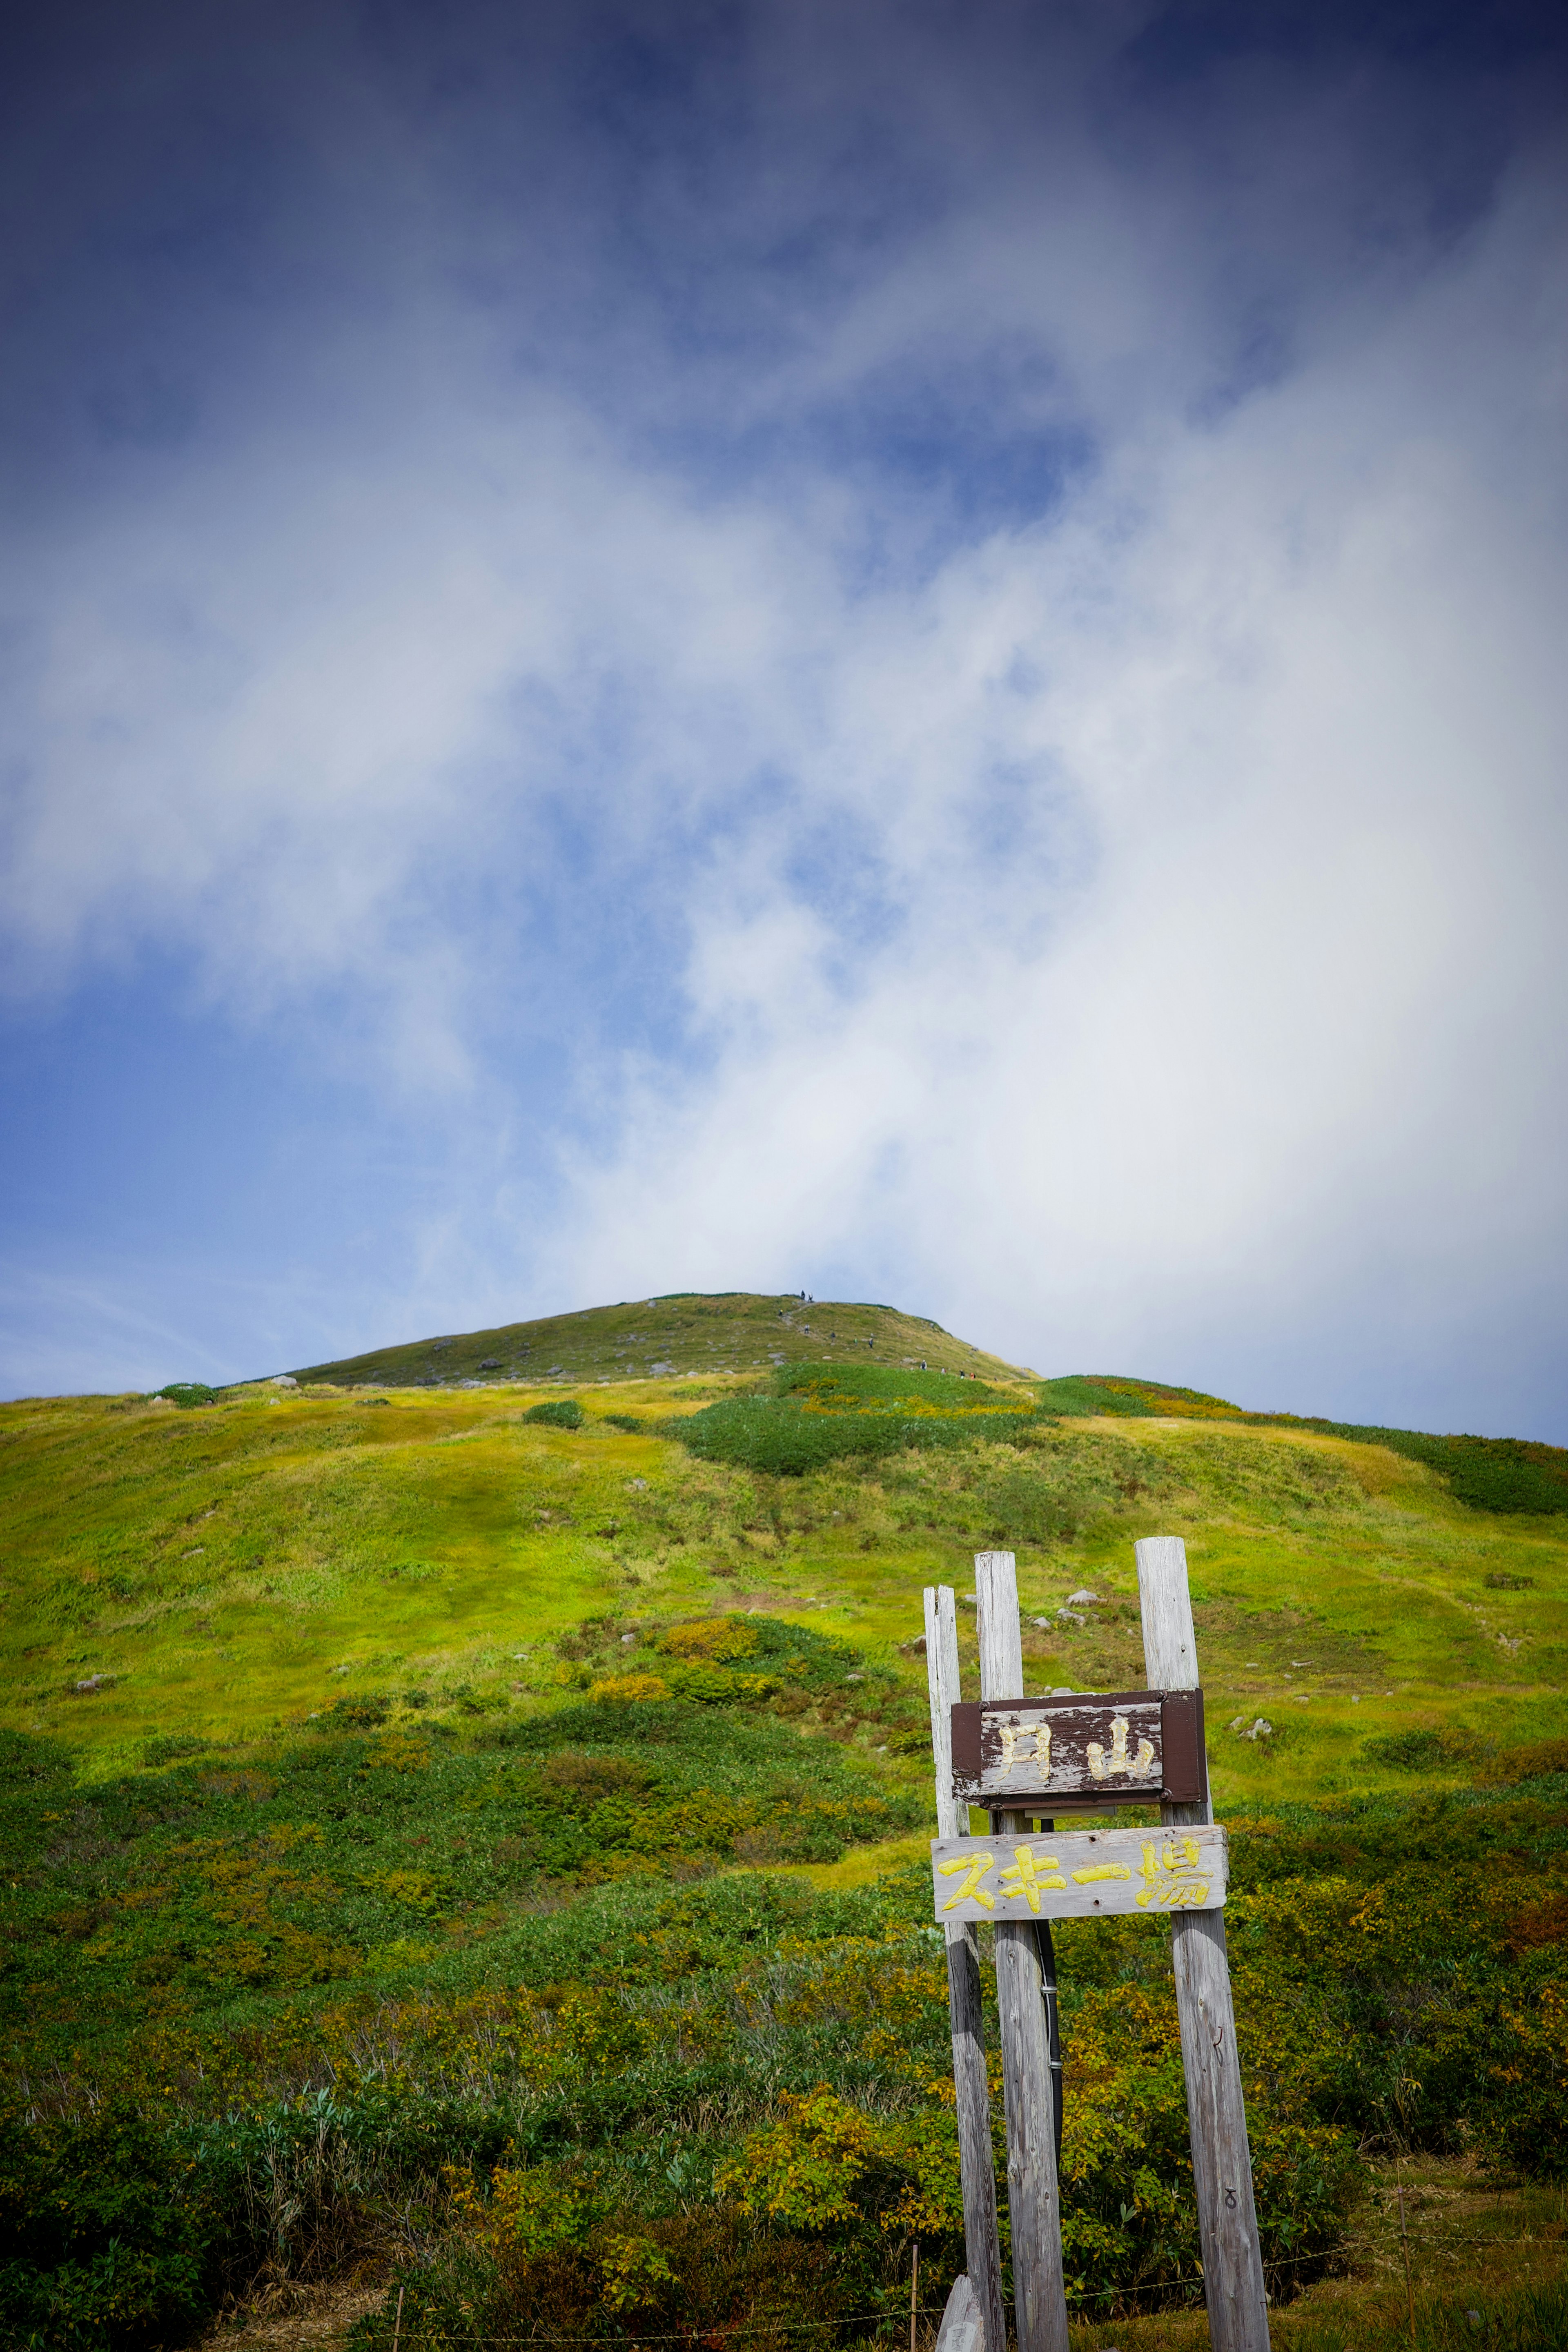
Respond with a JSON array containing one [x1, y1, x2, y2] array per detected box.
[[949, 1688, 1205, 1807], [930, 1823, 1228, 1924], [925, 1549, 1267, 2352]]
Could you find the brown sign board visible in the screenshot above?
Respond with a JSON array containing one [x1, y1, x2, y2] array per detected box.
[[930, 1823, 1228, 1923], [949, 1688, 1206, 1808]]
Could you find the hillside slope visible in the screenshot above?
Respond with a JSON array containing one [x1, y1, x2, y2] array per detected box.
[[287, 1290, 1034, 1389], [3, 1315, 1563, 1791], [4, 1305, 1568, 2351]]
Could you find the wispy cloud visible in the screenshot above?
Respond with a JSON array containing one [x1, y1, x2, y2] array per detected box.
[[1, 2, 1565, 1429]]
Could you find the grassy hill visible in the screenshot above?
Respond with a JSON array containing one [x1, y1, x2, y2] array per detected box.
[[3, 1298, 1567, 2352], [287, 1290, 1033, 1391]]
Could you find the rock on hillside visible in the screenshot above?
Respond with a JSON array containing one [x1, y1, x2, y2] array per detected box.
[[288, 1291, 1038, 1391]]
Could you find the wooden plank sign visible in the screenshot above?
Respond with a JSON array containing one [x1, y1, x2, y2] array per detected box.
[[931, 1822, 1228, 1924], [949, 1688, 1206, 1807]]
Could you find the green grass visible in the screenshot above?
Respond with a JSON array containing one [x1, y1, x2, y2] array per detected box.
[[1034, 1373, 1568, 1516], [4, 1300, 1568, 2348], [3, 1354, 1566, 1801], [1253, 1419, 1568, 1515], [283, 1292, 1033, 1392]]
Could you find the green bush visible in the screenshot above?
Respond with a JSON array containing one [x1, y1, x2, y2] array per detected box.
[[523, 1398, 585, 1429], [322, 1692, 392, 1729], [1361, 1728, 1492, 1773], [1262, 1418, 1568, 1516], [674, 1396, 1035, 1475], [0, 2100, 215, 2351], [348, 2205, 878, 2352], [7, 1638, 1568, 2350], [140, 1732, 212, 1766], [153, 1382, 219, 1409]]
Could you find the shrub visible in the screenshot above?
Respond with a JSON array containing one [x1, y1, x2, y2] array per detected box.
[[587, 1671, 670, 1702], [523, 1398, 585, 1429], [0, 2100, 215, 2352], [661, 1617, 758, 1662], [1255, 1418, 1568, 1516], [716, 2083, 959, 2242], [674, 1396, 1035, 1476], [140, 1732, 212, 1766], [1464, 1979, 1568, 2178], [351, 2207, 878, 2352], [1490, 1737, 1568, 1784], [154, 1382, 219, 1409], [1361, 1728, 1491, 1774], [322, 1692, 392, 1729]]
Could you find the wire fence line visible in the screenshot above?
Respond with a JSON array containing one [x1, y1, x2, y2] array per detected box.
[[356, 2213, 1562, 2348], [356, 2239, 1354, 2347]]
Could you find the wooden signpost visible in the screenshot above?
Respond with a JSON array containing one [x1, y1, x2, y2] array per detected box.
[[924, 1540, 1269, 2352], [923, 1583, 1009, 2352]]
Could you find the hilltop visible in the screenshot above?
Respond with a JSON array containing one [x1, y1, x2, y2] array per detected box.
[[287, 1290, 1034, 1389]]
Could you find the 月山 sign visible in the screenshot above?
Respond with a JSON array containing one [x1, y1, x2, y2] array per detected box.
[[948, 1688, 1206, 1808]]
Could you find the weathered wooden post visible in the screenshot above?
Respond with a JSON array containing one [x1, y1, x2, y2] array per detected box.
[[923, 1585, 1007, 2352], [926, 1540, 1259, 2352], [976, 1551, 1071, 2352], [1136, 1535, 1270, 2352]]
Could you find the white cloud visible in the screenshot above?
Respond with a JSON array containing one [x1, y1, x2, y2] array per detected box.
[[550, 158, 1568, 1427], [2, 11, 1564, 1427]]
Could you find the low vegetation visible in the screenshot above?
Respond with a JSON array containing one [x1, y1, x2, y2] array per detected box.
[[1, 1299, 1565, 2348]]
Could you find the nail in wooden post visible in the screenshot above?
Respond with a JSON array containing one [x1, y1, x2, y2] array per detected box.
[[974, 1551, 1070, 2352], [1136, 1535, 1270, 2352], [924, 1584, 1007, 2352]]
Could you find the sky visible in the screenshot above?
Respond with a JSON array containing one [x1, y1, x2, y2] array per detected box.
[[2, 0, 1566, 1437]]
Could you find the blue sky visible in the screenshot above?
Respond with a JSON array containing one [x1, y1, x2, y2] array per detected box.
[[3, 0, 1567, 1437]]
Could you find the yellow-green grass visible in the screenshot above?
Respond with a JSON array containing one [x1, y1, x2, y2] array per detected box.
[[1061, 2156, 1568, 2351], [3, 1359, 1564, 1805], [287, 1289, 1036, 1390], [6, 1330, 1568, 2352]]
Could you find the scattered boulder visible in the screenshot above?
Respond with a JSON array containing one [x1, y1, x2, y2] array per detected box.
[[1065, 1589, 1100, 1606]]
